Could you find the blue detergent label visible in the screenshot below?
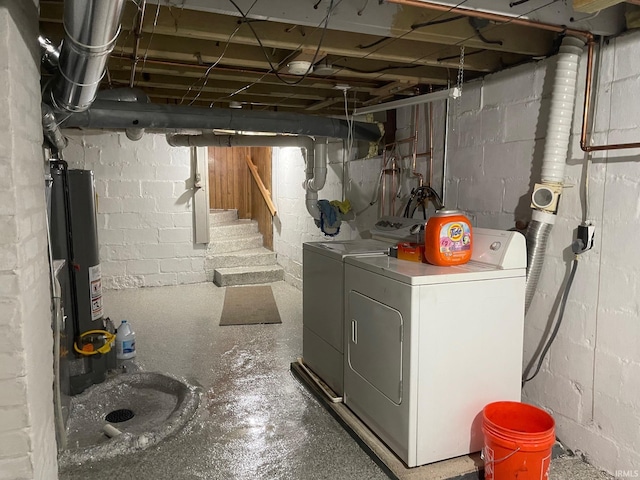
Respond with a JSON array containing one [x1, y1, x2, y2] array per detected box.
[[122, 339, 135, 354]]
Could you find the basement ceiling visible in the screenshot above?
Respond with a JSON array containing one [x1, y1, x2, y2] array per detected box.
[[38, 0, 638, 116]]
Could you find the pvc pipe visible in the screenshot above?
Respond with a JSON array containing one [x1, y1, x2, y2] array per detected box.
[[305, 190, 321, 221], [103, 424, 122, 438], [307, 139, 328, 192], [167, 133, 326, 220]]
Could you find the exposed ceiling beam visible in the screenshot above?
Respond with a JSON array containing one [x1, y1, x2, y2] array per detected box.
[[573, 0, 628, 13]]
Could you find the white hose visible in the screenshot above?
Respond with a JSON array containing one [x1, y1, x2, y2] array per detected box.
[[525, 36, 585, 312], [540, 36, 585, 185]]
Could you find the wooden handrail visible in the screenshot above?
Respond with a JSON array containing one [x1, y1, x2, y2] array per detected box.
[[245, 155, 277, 217]]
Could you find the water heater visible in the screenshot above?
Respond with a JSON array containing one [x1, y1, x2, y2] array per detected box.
[[49, 163, 115, 394]]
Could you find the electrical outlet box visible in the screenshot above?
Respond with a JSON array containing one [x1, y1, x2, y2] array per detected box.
[[577, 223, 596, 252]]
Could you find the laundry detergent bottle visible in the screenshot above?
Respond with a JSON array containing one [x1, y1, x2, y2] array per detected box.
[[424, 210, 473, 266], [116, 320, 136, 360]]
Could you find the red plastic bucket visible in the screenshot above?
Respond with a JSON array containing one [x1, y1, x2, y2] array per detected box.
[[482, 402, 555, 480]]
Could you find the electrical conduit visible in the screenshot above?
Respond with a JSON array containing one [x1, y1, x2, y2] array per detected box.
[[525, 35, 585, 311]]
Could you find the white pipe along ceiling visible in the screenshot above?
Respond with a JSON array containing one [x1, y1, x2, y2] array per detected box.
[[166, 133, 328, 220]]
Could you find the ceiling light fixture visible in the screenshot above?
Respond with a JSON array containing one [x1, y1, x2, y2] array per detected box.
[[354, 87, 461, 115], [288, 60, 313, 75], [313, 59, 336, 76]]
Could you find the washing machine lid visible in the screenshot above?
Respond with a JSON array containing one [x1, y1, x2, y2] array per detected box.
[[303, 239, 392, 260], [345, 228, 526, 285]]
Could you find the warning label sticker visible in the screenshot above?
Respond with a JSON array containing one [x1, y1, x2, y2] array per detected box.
[[89, 264, 103, 320]]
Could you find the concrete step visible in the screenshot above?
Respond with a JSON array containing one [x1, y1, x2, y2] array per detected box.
[[213, 265, 284, 287], [207, 233, 264, 254], [209, 209, 238, 225], [206, 247, 277, 269], [210, 219, 259, 239]]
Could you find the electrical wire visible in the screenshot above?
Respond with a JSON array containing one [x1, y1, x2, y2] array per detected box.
[[582, 36, 605, 223], [226, 0, 335, 86], [179, 23, 243, 105], [213, 0, 343, 105], [331, 63, 423, 74], [522, 257, 579, 385], [330, 0, 560, 84], [411, 15, 466, 30], [138, 2, 161, 78]]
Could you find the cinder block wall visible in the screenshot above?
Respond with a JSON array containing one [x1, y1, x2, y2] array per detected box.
[[441, 31, 640, 474], [0, 0, 58, 478], [272, 142, 383, 288], [64, 133, 206, 289]]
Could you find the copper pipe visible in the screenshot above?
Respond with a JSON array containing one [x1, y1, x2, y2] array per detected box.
[[391, 155, 397, 214], [387, 0, 640, 153], [411, 105, 423, 186], [428, 90, 434, 187], [402, 151, 432, 159], [380, 149, 388, 216], [130, 0, 147, 88], [385, 0, 592, 39], [580, 39, 640, 152]]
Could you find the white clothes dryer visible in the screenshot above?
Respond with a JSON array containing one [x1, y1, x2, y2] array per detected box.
[[343, 228, 526, 467], [303, 239, 393, 395]]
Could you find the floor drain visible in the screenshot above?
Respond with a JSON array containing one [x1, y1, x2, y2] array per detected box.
[[105, 409, 135, 423]]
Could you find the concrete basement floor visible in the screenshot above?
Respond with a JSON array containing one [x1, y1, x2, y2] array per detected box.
[[58, 282, 613, 480]]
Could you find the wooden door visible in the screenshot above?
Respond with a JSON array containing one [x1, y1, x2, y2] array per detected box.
[[208, 146, 273, 249]]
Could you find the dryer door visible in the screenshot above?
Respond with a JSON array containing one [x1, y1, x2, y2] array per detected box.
[[347, 291, 403, 405]]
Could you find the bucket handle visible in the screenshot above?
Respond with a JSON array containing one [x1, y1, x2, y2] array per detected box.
[[481, 446, 521, 465]]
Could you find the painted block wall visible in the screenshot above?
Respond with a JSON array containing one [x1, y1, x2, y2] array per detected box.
[[64, 133, 207, 289], [272, 103, 446, 287], [0, 0, 58, 478], [441, 31, 640, 474], [272, 143, 359, 289]]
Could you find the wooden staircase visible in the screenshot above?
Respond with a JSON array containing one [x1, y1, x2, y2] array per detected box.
[[205, 209, 284, 287]]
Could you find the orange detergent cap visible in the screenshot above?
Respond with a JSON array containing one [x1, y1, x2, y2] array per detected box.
[[82, 343, 95, 352]]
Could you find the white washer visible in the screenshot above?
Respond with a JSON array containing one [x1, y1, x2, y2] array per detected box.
[[343, 228, 526, 467], [303, 239, 393, 395]]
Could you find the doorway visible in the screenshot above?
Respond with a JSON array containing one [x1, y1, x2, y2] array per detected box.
[[207, 146, 274, 249]]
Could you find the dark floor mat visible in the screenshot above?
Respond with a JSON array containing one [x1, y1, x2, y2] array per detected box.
[[220, 285, 282, 326]]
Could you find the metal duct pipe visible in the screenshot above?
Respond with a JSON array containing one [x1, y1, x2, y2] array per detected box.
[[97, 88, 150, 141], [61, 101, 382, 142], [525, 211, 554, 309], [42, 103, 68, 153], [525, 35, 585, 312], [49, 0, 126, 113], [166, 133, 328, 220], [38, 35, 60, 73]]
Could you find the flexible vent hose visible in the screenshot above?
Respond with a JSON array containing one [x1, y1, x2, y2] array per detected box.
[[524, 35, 585, 312], [525, 215, 554, 310]]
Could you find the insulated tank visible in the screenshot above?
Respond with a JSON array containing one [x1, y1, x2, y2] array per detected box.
[[49, 165, 112, 394]]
